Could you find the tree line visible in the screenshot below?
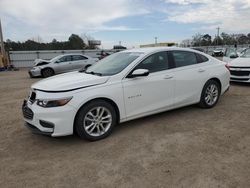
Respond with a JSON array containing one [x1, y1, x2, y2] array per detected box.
[[4, 34, 99, 51], [181, 32, 250, 47]]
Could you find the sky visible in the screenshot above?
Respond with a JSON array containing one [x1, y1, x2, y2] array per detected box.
[[0, 0, 250, 48]]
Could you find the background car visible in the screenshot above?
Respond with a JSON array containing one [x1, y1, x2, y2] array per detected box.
[[29, 54, 98, 78], [223, 48, 238, 63], [23, 47, 230, 141], [228, 48, 250, 83], [212, 48, 224, 57]]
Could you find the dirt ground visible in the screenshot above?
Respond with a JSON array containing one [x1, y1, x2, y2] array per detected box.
[[0, 69, 250, 188]]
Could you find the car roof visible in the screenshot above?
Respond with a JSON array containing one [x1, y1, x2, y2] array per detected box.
[[61, 53, 87, 56], [123, 47, 199, 54]]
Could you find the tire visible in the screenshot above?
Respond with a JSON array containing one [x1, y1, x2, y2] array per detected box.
[[41, 68, 54, 78], [75, 100, 117, 141], [199, 80, 221, 108], [28, 72, 34, 78]]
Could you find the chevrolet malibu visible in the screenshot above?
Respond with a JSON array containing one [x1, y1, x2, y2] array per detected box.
[[22, 47, 230, 141]]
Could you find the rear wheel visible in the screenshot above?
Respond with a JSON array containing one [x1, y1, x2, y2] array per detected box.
[[75, 100, 117, 141], [41, 68, 54, 78], [199, 80, 221, 108]]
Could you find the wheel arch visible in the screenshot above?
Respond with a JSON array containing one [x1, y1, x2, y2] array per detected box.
[[208, 77, 222, 91], [199, 77, 222, 100], [73, 97, 121, 133], [41, 67, 55, 73]]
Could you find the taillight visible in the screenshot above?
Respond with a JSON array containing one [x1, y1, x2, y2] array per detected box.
[[225, 64, 230, 71]]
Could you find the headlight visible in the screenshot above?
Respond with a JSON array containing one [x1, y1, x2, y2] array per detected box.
[[31, 67, 40, 70], [37, 97, 72, 108]]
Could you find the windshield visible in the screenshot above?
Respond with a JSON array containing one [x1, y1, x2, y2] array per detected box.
[[237, 48, 246, 53], [224, 48, 237, 57], [240, 48, 250, 58], [86, 52, 142, 76], [50, 55, 64, 62]]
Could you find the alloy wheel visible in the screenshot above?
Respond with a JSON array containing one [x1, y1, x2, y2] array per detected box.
[[205, 84, 219, 106], [83, 107, 112, 137]]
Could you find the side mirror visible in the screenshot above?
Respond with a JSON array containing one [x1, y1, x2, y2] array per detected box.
[[230, 54, 238, 59], [127, 69, 149, 78]]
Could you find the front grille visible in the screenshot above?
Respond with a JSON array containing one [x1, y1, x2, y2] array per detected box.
[[231, 77, 249, 81], [22, 105, 34, 120], [230, 70, 250, 76], [29, 91, 36, 104]]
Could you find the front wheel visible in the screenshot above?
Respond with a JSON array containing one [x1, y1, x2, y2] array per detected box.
[[41, 68, 54, 78], [199, 80, 221, 108], [75, 100, 117, 141]]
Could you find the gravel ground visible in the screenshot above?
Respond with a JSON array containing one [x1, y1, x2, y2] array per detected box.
[[0, 69, 250, 188]]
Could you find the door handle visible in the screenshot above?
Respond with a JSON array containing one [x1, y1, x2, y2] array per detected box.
[[198, 69, 205, 72], [164, 75, 173, 79]]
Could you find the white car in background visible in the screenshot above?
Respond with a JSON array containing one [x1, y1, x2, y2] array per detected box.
[[22, 47, 230, 141], [228, 48, 250, 83], [212, 48, 224, 57], [29, 54, 98, 78], [223, 47, 248, 63], [223, 48, 238, 63]]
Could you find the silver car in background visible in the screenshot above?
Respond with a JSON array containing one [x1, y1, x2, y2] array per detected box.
[[29, 54, 98, 78]]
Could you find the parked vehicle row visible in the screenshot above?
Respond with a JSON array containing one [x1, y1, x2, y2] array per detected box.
[[22, 47, 230, 141]]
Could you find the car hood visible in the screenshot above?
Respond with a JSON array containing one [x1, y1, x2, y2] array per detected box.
[[34, 59, 50, 66], [32, 71, 109, 92], [228, 57, 250, 67]]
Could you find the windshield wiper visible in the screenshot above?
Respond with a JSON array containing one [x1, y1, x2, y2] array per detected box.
[[85, 71, 102, 76]]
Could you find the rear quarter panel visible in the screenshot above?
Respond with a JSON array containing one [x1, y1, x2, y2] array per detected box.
[[205, 60, 230, 94]]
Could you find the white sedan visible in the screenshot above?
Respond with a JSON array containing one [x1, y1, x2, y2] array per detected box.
[[22, 47, 230, 141], [228, 48, 250, 83]]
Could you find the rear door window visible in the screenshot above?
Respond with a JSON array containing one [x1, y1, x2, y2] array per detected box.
[[196, 53, 209, 63], [171, 51, 197, 68]]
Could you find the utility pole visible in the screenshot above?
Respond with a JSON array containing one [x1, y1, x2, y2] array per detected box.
[[154, 37, 158, 45], [216, 27, 220, 45], [0, 18, 5, 57], [119, 41, 121, 46], [0, 19, 10, 67]]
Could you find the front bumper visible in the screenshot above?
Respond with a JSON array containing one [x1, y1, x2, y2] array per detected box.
[[28, 68, 41, 77], [229, 67, 250, 83], [22, 99, 77, 137], [24, 122, 53, 136]]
